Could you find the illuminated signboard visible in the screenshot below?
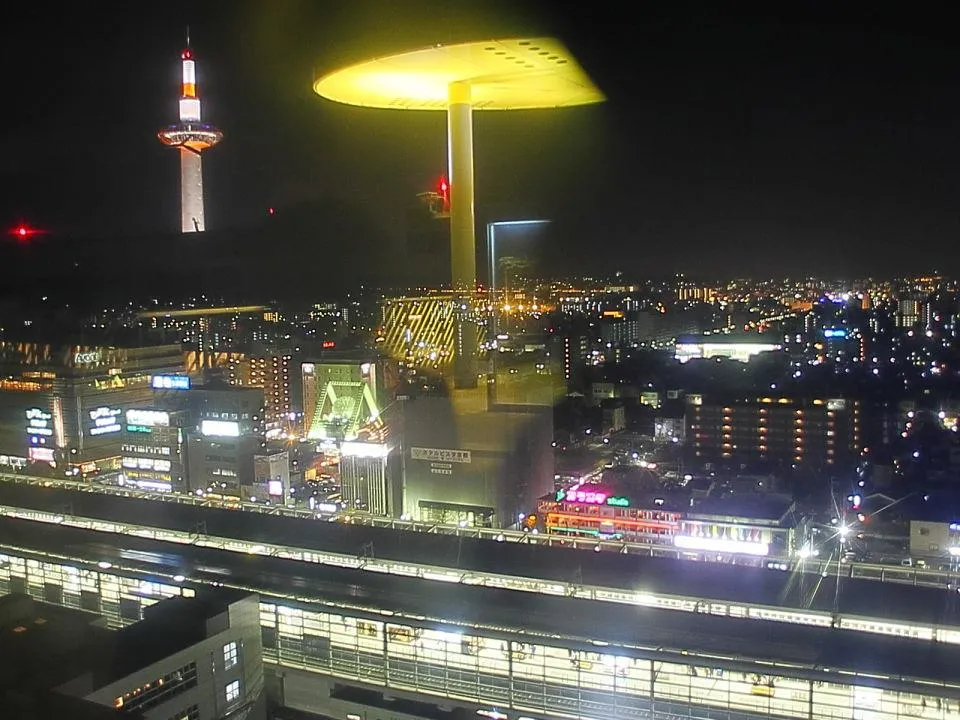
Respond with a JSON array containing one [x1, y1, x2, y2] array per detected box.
[[556, 489, 630, 507], [126, 409, 170, 428], [322, 340, 336, 349], [28, 447, 55, 462], [151, 374, 191, 390], [25, 407, 53, 440], [673, 535, 769, 556], [823, 328, 848, 339], [268, 479, 283, 496], [88, 407, 122, 436], [74, 350, 102, 365], [200, 419, 240, 437]]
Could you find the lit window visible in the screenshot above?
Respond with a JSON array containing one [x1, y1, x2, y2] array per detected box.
[[225, 680, 241, 704], [223, 641, 238, 669]]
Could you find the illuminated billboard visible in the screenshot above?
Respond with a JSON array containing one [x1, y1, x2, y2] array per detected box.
[[25, 407, 53, 444], [675, 341, 781, 364], [151, 374, 191, 390], [823, 328, 848, 339], [88, 407, 122, 436], [126, 409, 170, 429], [303, 360, 382, 441], [200, 419, 240, 437]]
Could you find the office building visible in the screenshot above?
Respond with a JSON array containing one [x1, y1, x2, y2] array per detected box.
[[0, 342, 184, 470], [339, 438, 403, 517], [400, 392, 553, 527], [227, 348, 298, 437], [252, 450, 290, 504], [185, 386, 265, 499], [120, 408, 188, 493], [0, 588, 264, 720]]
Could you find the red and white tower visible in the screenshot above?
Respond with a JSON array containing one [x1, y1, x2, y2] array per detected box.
[[157, 35, 222, 233]]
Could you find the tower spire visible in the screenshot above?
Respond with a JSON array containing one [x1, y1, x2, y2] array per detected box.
[[186, 25, 191, 48]]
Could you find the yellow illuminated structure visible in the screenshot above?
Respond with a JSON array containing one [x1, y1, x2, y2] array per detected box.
[[315, 38, 604, 387]]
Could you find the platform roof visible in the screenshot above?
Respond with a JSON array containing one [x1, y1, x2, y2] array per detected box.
[[313, 38, 604, 111]]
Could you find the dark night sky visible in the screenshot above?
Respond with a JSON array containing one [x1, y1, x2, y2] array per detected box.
[[1, 1, 959, 282]]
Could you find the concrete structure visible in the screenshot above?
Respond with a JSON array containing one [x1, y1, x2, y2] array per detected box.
[[4, 488, 960, 720], [0, 588, 264, 720], [315, 38, 603, 388], [157, 39, 223, 233]]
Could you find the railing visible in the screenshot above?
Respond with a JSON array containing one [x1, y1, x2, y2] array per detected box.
[[0, 470, 957, 590]]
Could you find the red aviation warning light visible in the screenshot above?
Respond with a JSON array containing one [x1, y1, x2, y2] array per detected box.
[[9, 224, 42, 242], [438, 175, 449, 206]]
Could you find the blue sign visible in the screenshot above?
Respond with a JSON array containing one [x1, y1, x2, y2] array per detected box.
[[151, 374, 191, 391], [823, 328, 848, 339]]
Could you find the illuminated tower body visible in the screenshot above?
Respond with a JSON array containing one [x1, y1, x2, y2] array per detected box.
[[158, 44, 222, 233]]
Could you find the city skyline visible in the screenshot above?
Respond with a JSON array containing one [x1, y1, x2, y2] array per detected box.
[[0, 2, 958, 281]]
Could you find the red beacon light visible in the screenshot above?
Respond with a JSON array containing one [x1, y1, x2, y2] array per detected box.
[[182, 49, 192, 60], [10, 224, 41, 241]]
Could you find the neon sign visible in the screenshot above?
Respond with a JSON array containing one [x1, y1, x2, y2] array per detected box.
[[557, 489, 630, 507], [823, 328, 848, 339], [151, 374, 191, 390]]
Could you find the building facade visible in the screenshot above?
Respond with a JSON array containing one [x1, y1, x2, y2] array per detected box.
[[687, 397, 860, 467], [0, 342, 185, 471]]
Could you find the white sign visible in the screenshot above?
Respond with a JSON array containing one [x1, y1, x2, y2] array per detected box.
[[25, 407, 53, 437], [88, 407, 122, 436], [126, 409, 170, 427], [200, 419, 240, 437], [74, 350, 102, 365], [411, 447, 472, 464]]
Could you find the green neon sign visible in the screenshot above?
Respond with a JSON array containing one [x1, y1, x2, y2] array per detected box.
[[606, 496, 630, 507]]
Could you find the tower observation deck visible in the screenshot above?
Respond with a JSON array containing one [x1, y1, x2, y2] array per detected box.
[[158, 41, 222, 233]]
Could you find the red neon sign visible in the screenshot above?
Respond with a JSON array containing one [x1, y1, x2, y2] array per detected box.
[[322, 340, 336, 349], [565, 489, 607, 505]]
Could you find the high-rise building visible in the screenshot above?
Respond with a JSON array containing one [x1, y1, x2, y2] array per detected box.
[[120, 408, 188, 493], [227, 348, 298, 436], [185, 386, 265, 499], [687, 397, 860, 467], [157, 38, 223, 233]]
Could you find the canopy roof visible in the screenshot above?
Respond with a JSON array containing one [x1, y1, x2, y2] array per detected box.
[[314, 37, 604, 111]]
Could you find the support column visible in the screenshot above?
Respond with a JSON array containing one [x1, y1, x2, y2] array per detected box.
[[447, 81, 475, 292], [447, 82, 478, 389]]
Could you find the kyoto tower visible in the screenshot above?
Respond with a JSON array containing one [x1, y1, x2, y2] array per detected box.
[[157, 36, 222, 233]]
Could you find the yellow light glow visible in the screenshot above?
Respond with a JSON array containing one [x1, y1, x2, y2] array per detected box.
[[314, 38, 605, 111]]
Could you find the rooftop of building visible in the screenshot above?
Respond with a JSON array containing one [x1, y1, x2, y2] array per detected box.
[[0, 594, 137, 720], [0, 587, 251, 695]]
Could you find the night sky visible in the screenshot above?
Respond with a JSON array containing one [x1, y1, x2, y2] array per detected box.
[[1, 1, 959, 283]]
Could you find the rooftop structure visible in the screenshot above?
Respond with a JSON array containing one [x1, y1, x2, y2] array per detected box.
[[4, 513, 960, 720], [158, 36, 223, 233], [315, 38, 603, 387], [0, 588, 264, 720]]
